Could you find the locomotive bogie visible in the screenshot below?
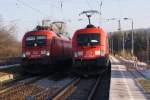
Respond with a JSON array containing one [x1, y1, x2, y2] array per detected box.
[[73, 57, 109, 68]]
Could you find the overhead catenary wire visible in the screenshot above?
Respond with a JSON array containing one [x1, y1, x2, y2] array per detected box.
[[85, 0, 93, 10], [91, 0, 103, 26], [16, 0, 47, 16], [95, 0, 103, 14], [99, 0, 103, 26], [60, 0, 63, 18], [99, 1, 103, 15]]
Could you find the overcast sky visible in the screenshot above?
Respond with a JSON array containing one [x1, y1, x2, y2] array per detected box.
[[0, 0, 150, 40]]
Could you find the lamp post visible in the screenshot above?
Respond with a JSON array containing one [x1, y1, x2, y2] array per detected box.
[[105, 18, 117, 54], [106, 18, 124, 55], [123, 18, 134, 56]]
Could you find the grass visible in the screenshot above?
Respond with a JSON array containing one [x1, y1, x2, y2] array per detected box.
[[138, 78, 150, 94]]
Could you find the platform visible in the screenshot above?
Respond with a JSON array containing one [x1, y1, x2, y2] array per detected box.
[[109, 56, 150, 100]]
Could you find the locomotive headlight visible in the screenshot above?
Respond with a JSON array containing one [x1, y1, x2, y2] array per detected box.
[[100, 50, 105, 56], [74, 52, 78, 57], [74, 51, 83, 57], [95, 50, 100, 55], [46, 51, 50, 56], [78, 51, 83, 56], [22, 53, 26, 58], [95, 50, 105, 56]]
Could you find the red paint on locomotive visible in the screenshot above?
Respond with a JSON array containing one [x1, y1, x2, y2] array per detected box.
[[72, 25, 110, 68], [21, 26, 72, 73], [72, 10, 110, 71]]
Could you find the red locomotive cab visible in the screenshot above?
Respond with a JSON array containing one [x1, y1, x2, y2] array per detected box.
[[22, 30, 52, 59], [21, 25, 72, 73], [73, 27, 109, 59], [72, 26, 109, 67], [72, 10, 110, 71]]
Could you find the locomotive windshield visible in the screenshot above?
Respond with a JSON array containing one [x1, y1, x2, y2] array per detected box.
[[77, 33, 100, 46], [25, 35, 47, 47]]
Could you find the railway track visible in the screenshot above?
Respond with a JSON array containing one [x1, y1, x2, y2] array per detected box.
[[0, 75, 48, 100], [0, 74, 45, 90], [0, 72, 76, 100], [0, 66, 110, 100], [24, 67, 110, 100], [0, 83, 43, 100], [25, 76, 103, 100], [0, 64, 20, 69], [65, 76, 102, 100], [66, 68, 111, 100], [0, 75, 36, 90], [25, 77, 79, 100]]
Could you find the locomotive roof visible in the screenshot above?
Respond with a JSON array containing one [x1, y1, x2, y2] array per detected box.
[[75, 27, 106, 35], [24, 30, 70, 40], [25, 30, 55, 35]]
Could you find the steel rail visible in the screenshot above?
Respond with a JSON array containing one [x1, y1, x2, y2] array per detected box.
[[87, 75, 102, 100], [0, 75, 46, 100], [52, 78, 80, 100], [0, 75, 46, 93], [0, 64, 20, 69], [25, 78, 80, 100]]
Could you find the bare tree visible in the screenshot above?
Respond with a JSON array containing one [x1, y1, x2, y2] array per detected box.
[[0, 19, 21, 59]]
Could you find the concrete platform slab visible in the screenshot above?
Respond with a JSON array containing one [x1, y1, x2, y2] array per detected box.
[[109, 56, 150, 100]]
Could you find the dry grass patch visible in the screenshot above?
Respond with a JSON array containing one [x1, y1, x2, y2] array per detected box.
[[0, 20, 21, 59], [138, 78, 150, 94]]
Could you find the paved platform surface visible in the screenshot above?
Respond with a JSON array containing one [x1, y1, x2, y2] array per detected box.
[[109, 56, 150, 100]]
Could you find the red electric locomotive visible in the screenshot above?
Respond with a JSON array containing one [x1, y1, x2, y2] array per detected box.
[[21, 23, 72, 74], [72, 10, 111, 74]]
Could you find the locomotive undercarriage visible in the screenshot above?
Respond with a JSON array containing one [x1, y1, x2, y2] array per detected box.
[[21, 57, 72, 74], [72, 57, 111, 76]]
